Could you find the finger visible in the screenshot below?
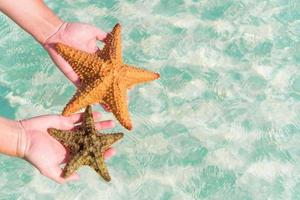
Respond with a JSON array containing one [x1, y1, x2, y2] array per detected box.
[[59, 151, 71, 165], [101, 103, 111, 112], [94, 120, 115, 130], [68, 111, 102, 124], [40, 167, 66, 184], [45, 166, 80, 184], [92, 112, 102, 121], [95, 28, 107, 42], [104, 148, 116, 159], [62, 172, 80, 183]]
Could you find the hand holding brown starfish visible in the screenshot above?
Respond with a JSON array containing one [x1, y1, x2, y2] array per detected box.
[[19, 111, 115, 184]]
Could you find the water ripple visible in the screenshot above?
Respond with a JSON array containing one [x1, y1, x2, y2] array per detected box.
[[0, 0, 299, 199]]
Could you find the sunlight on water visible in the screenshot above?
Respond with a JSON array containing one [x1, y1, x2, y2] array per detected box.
[[0, 0, 299, 199]]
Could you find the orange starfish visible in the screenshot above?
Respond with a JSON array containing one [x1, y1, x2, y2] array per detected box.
[[55, 23, 159, 130]]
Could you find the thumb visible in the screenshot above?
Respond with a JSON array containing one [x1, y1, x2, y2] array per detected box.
[[42, 166, 80, 184], [94, 27, 107, 42]]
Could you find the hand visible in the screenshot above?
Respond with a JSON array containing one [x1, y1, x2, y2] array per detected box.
[[43, 22, 111, 111], [43, 22, 107, 86], [19, 111, 115, 184]]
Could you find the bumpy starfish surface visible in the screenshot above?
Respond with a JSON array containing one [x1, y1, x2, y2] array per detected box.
[[55, 23, 160, 130], [48, 105, 123, 182]]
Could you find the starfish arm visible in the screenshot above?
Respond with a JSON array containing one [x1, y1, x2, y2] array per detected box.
[[55, 43, 104, 79], [95, 132, 124, 151], [63, 151, 90, 178], [62, 76, 112, 116], [47, 128, 84, 153], [82, 105, 96, 132], [122, 64, 160, 87], [103, 83, 132, 130], [97, 23, 122, 63], [47, 106, 122, 181], [91, 150, 111, 182]]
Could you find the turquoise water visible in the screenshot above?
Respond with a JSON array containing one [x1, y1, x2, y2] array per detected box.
[[0, 0, 300, 199]]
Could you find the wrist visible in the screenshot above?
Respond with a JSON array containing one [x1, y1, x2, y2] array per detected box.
[[15, 120, 30, 158], [35, 17, 64, 44], [0, 0, 64, 44], [43, 21, 67, 45], [0, 117, 29, 158]]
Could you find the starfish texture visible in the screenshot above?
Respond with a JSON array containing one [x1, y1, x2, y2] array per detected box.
[[48, 105, 123, 182], [55, 23, 160, 130]]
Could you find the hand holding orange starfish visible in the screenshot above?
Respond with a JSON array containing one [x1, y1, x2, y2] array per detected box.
[[43, 22, 107, 86], [43, 22, 112, 111], [55, 24, 160, 130]]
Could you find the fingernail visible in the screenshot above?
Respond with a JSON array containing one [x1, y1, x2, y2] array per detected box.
[[109, 120, 115, 127]]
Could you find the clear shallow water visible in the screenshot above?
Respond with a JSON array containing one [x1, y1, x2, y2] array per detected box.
[[0, 0, 300, 199]]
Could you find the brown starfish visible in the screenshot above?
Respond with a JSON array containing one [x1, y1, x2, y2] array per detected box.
[[55, 23, 160, 130], [48, 105, 123, 182]]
